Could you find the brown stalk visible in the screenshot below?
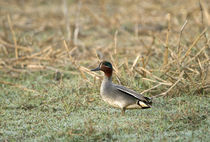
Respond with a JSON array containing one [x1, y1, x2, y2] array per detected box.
[[79, 66, 102, 80], [139, 67, 170, 84], [63, 40, 87, 81], [109, 53, 119, 75], [178, 19, 188, 56], [73, 0, 82, 45], [64, 40, 97, 85], [141, 56, 146, 77], [62, 0, 71, 42], [63, 40, 77, 64], [181, 28, 207, 62], [7, 15, 18, 59], [1, 45, 8, 55], [186, 45, 208, 65], [184, 71, 196, 88], [94, 49, 101, 62], [114, 30, 118, 55], [197, 58, 204, 79], [163, 13, 171, 66], [152, 71, 184, 98], [131, 54, 140, 72], [199, 0, 209, 42], [124, 58, 129, 71], [141, 83, 162, 94], [142, 77, 172, 86], [0, 38, 32, 52]]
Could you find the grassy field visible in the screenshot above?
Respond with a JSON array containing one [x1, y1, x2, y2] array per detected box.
[[0, 0, 209, 141], [0, 72, 209, 141]]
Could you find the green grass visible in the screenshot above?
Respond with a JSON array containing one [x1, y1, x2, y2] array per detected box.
[[0, 72, 209, 142]]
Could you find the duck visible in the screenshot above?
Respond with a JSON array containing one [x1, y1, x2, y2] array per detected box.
[[91, 61, 152, 115]]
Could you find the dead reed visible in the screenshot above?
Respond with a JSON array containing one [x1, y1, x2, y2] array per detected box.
[[0, 0, 209, 96]]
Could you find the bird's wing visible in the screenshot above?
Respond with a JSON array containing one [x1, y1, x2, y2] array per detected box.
[[113, 84, 152, 104]]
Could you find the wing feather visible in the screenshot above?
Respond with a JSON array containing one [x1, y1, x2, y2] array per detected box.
[[113, 84, 152, 105]]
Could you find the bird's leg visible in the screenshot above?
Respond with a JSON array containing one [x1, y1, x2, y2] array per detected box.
[[121, 108, 126, 115]]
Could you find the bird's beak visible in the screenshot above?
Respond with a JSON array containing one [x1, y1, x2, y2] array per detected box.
[[91, 66, 100, 71]]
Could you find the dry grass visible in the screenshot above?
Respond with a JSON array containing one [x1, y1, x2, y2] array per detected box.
[[0, 0, 209, 97]]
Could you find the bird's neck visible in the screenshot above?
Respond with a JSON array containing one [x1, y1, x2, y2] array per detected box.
[[105, 71, 112, 77], [103, 75, 112, 82], [102, 74, 112, 90]]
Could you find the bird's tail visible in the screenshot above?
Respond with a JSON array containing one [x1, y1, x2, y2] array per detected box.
[[138, 97, 152, 109], [145, 97, 152, 105]]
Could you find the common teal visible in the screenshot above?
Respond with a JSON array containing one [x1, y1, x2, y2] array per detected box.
[[91, 61, 152, 115]]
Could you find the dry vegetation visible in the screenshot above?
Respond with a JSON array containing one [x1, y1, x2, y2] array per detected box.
[[0, 0, 209, 141], [0, 0, 209, 97]]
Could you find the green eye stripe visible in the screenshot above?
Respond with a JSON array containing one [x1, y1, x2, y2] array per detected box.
[[103, 62, 112, 69]]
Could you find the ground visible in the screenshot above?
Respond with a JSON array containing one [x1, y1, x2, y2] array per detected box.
[[0, 72, 209, 141]]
